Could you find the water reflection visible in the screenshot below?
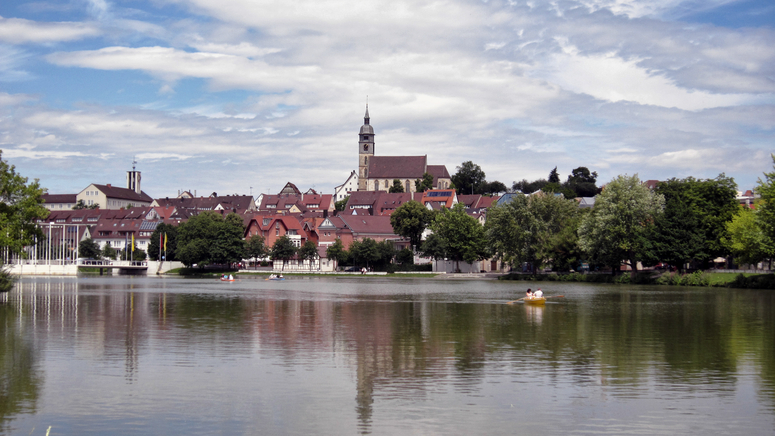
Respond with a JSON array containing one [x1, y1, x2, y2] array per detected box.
[[1, 278, 774, 435]]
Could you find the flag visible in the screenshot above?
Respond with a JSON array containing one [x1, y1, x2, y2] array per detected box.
[[164, 233, 167, 251], [131, 233, 135, 252]]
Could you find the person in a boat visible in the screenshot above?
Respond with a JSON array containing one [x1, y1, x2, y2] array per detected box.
[[534, 288, 543, 298], [229, 274, 234, 280], [526, 288, 533, 298], [278, 274, 283, 279]]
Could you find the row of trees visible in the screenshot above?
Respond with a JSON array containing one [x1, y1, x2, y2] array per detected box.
[[390, 161, 775, 275]]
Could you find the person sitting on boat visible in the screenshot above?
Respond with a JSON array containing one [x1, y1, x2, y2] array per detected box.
[[228, 274, 234, 280], [534, 288, 543, 298], [526, 288, 533, 298], [278, 274, 283, 279]]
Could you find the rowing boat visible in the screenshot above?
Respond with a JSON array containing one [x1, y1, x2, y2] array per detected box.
[[524, 297, 546, 305]]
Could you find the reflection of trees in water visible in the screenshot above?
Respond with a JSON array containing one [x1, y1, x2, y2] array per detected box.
[[0, 303, 42, 433]]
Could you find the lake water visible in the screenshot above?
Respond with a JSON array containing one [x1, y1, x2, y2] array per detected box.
[[1, 276, 774, 435]]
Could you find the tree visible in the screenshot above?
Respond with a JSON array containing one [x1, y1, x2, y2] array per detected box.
[[451, 161, 486, 195], [548, 167, 561, 184], [420, 232, 447, 261], [396, 248, 414, 265], [298, 240, 319, 270], [349, 238, 381, 268], [689, 174, 739, 267], [428, 203, 489, 271], [390, 201, 432, 249], [414, 172, 434, 192], [485, 192, 581, 271], [482, 181, 508, 196], [0, 152, 49, 257], [650, 178, 707, 271], [78, 238, 101, 259], [270, 236, 297, 271], [148, 223, 178, 261], [512, 178, 548, 194], [335, 196, 349, 212], [102, 244, 117, 260], [725, 205, 771, 267], [578, 174, 664, 277], [176, 211, 244, 267], [389, 179, 404, 193], [564, 167, 600, 197], [326, 238, 347, 270], [244, 234, 268, 267], [755, 154, 775, 262]]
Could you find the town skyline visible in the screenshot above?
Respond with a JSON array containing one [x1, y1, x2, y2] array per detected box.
[[1, 0, 773, 198]]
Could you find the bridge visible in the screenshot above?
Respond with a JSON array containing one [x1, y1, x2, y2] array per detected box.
[[77, 260, 149, 275]]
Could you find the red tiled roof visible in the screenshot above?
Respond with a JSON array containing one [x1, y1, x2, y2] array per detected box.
[[340, 215, 398, 236], [368, 156, 427, 179], [42, 194, 77, 204], [92, 184, 153, 203]]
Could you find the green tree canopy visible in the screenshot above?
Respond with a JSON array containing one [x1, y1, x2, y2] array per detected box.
[[548, 167, 561, 184], [101, 244, 117, 260], [389, 179, 405, 193], [148, 223, 179, 261], [564, 167, 601, 197], [414, 172, 434, 192], [756, 154, 775, 259], [270, 235, 297, 270], [485, 192, 581, 271], [451, 161, 486, 195], [326, 238, 347, 270], [72, 199, 98, 210], [512, 178, 548, 194], [176, 211, 245, 267], [244, 234, 268, 263], [725, 204, 772, 267], [428, 203, 489, 271], [482, 181, 508, 196], [578, 174, 664, 276], [78, 238, 101, 259], [298, 240, 319, 270], [0, 152, 49, 257], [390, 200, 432, 249]]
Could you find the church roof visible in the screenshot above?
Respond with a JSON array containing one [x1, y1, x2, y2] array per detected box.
[[368, 156, 427, 179]]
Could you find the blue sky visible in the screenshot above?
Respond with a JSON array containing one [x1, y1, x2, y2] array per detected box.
[[0, 0, 773, 198]]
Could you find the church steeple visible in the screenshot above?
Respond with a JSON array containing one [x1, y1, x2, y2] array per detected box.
[[358, 104, 375, 191]]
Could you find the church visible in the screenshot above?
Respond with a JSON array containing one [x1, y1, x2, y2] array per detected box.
[[357, 106, 452, 193]]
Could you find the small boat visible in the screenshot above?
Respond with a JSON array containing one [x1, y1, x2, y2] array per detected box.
[[266, 277, 285, 281], [524, 297, 546, 305], [221, 278, 235, 282]]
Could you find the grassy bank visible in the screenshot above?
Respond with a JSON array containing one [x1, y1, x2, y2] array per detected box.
[[499, 271, 775, 289]]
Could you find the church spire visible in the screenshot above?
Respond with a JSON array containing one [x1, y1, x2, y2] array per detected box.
[[364, 104, 370, 125]]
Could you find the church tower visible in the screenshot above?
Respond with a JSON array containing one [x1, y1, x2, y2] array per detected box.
[[357, 105, 375, 191]]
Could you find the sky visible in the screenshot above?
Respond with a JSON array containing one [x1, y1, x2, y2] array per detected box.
[[0, 0, 773, 199]]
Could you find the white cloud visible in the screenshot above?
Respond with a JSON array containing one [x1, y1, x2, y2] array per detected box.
[[543, 47, 762, 110], [0, 16, 100, 44]]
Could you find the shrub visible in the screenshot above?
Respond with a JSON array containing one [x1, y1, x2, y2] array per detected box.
[[0, 264, 15, 293]]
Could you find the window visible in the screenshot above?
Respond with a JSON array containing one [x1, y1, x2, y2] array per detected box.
[[263, 218, 270, 226], [276, 229, 279, 236]]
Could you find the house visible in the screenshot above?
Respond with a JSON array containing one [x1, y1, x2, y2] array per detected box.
[[257, 183, 335, 214], [77, 183, 153, 209], [343, 191, 422, 216], [420, 189, 457, 210], [152, 193, 256, 215], [41, 194, 78, 211], [334, 170, 359, 202]]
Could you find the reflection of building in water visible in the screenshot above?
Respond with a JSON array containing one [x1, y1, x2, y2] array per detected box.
[[3, 279, 150, 382]]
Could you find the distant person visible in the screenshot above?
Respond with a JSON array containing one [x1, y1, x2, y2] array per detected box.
[[526, 288, 533, 298], [534, 288, 543, 298]]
